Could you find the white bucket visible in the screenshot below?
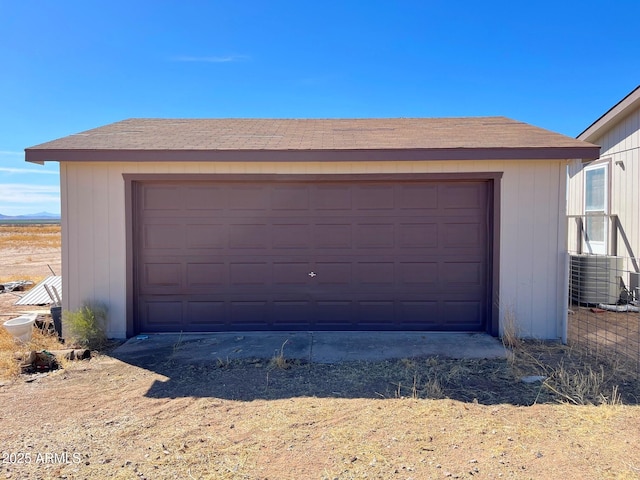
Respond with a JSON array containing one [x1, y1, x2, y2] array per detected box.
[[3, 313, 37, 343]]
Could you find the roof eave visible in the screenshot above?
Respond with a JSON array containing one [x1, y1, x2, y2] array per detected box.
[[25, 146, 601, 164], [578, 85, 640, 143]]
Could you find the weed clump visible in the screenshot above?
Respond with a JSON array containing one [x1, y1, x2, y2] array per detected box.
[[501, 306, 521, 349], [63, 302, 108, 350], [269, 339, 291, 370]]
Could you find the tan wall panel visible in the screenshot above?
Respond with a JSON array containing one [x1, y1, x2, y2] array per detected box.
[[62, 159, 567, 338]]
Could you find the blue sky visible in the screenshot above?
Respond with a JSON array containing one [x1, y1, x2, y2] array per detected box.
[[1, 0, 639, 216]]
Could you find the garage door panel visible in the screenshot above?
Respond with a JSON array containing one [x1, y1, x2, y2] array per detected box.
[[185, 186, 227, 210], [144, 224, 184, 249], [354, 185, 395, 210], [142, 185, 183, 211], [441, 183, 486, 209], [355, 301, 395, 325], [442, 301, 483, 327], [399, 184, 439, 209], [315, 301, 354, 325], [135, 180, 490, 332], [443, 261, 483, 286], [311, 185, 352, 210], [399, 223, 438, 248], [355, 224, 395, 248], [399, 262, 438, 285], [356, 262, 395, 285], [186, 224, 227, 249], [229, 263, 270, 285], [227, 186, 269, 210], [314, 224, 352, 249], [315, 262, 352, 285], [142, 301, 183, 327], [272, 301, 313, 327], [443, 222, 485, 249], [143, 263, 181, 290], [186, 263, 226, 287], [399, 301, 440, 325], [187, 302, 227, 325], [271, 186, 310, 210], [272, 224, 311, 249], [229, 301, 270, 325], [273, 262, 311, 285], [229, 224, 269, 249]]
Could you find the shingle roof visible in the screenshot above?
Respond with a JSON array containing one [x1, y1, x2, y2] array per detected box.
[[26, 117, 600, 163]]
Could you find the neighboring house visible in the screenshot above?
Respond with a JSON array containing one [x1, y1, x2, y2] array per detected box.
[[26, 117, 598, 339], [568, 86, 640, 298]]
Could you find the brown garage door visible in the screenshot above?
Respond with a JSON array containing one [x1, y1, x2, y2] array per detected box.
[[134, 178, 490, 332]]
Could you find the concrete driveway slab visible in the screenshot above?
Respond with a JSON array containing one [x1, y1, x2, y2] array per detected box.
[[113, 332, 506, 366]]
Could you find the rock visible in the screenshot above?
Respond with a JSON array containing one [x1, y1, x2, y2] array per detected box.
[[521, 375, 546, 384]]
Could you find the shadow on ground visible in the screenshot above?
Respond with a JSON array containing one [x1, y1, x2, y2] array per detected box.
[[110, 336, 640, 405], [139, 357, 553, 405]]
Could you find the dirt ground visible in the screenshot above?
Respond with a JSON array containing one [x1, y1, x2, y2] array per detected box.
[[568, 304, 640, 368], [1, 225, 640, 479]]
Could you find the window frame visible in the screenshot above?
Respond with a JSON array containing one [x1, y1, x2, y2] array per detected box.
[[583, 160, 610, 255]]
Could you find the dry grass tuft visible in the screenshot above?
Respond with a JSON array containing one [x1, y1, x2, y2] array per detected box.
[[216, 356, 232, 369], [173, 331, 184, 354], [542, 363, 622, 405], [500, 306, 521, 349], [0, 328, 22, 378], [0, 224, 61, 249], [0, 274, 48, 285], [507, 340, 634, 405], [269, 339, 291, 370]]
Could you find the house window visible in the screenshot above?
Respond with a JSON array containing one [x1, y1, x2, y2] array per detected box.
[[584, 163, 608, 254]]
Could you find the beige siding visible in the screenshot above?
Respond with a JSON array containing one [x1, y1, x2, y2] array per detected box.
[[599, 107, 640, 155], [566, 159, 584, 253], [606, 108, 640, 274], [568, 108, 640, 277], [61, 159, 569, 339]]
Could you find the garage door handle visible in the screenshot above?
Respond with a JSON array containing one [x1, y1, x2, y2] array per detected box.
[[308, 272, 317, 278]]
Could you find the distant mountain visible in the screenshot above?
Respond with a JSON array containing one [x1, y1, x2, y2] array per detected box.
[[0, 212, 61, 220]]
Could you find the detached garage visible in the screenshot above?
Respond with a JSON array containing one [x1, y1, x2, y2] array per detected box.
[[25, 118, 599, 339]]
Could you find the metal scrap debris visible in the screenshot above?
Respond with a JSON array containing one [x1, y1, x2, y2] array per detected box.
[[0, 280, 33, 293], [14, 276, 62, 306], [597, 303, 640, 313]]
